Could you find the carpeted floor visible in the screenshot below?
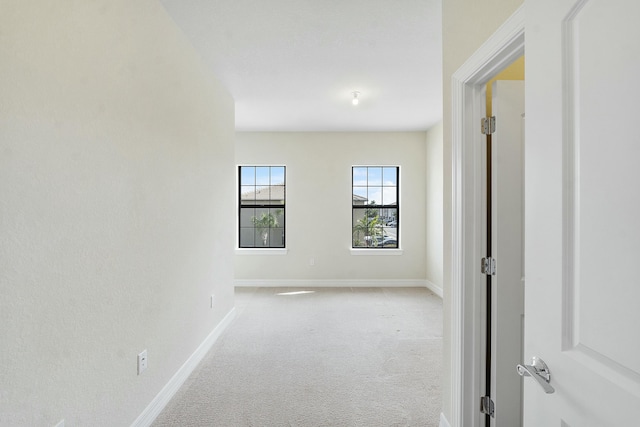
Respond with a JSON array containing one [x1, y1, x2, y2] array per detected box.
[[153, 287, 442, 427]]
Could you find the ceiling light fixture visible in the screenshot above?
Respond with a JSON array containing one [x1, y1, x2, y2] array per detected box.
[[351, 91, 360, 106]]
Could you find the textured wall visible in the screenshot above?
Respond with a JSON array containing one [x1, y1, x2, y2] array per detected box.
[[0, 1, 235, 425], [235, 132, 427, 284], [442, 0, 524, 421], [425, 122, 443, 293]]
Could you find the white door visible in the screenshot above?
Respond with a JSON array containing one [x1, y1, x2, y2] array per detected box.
[[491, 80, 525, 427], [525, 0, 640, 425]]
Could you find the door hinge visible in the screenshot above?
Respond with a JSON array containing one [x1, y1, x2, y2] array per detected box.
[[480, 396, 495, 417], [481, 116, 496, 135], [481, 257, 496, 275]]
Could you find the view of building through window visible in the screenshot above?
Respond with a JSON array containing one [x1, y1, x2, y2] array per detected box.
[[239, 166, 285, 248], [352, 166, 399, 248]]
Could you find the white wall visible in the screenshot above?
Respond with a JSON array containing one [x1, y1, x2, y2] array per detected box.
[[235, 132, 427, 286], [425, 122, 443, 295], [0, 1, 235, 425]]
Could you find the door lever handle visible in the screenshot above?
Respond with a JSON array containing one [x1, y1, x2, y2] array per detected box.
[[517, 356, 555, 394]]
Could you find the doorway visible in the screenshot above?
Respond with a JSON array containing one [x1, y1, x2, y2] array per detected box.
[[449, 6, 525, 427], [481, 77, 525, 427]]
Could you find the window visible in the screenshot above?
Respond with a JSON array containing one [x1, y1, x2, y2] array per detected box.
[[352, 166, 399, 248], [239, 166, 285, 248]]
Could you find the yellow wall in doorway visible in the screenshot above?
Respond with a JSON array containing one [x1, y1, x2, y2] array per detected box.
[[486, 55, 525, 115]]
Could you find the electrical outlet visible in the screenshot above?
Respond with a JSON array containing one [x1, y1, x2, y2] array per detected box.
[[137, 350, 148, 375], [309, 258, 315, 266], [210, 294, 215, 308]]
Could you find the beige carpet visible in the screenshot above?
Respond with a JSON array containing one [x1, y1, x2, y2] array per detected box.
[[153, 287, 442, 426]]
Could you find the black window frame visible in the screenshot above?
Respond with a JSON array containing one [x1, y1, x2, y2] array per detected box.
[[352, 166, 399, 249], [238, 166, 286, 249]]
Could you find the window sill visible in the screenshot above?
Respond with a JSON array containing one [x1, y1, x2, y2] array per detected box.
[[235, 248, 288, 255], [350, 249, 403, 256]]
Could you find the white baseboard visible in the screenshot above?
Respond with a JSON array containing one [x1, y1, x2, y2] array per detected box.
[[440, 412, 451, 427], [234, 279, 429, 288], [425, 279, 443, 298], [130, 308, 236, 427]]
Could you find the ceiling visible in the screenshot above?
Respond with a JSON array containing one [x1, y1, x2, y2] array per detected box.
[[160, 0, 442, 132]]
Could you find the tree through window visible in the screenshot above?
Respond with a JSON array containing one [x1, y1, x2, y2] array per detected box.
[[239, 166, 285, 248], [352, 166, 398, 248]]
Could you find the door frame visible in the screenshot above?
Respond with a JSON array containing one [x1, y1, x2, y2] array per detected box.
[[449, 6, 524, 427]]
